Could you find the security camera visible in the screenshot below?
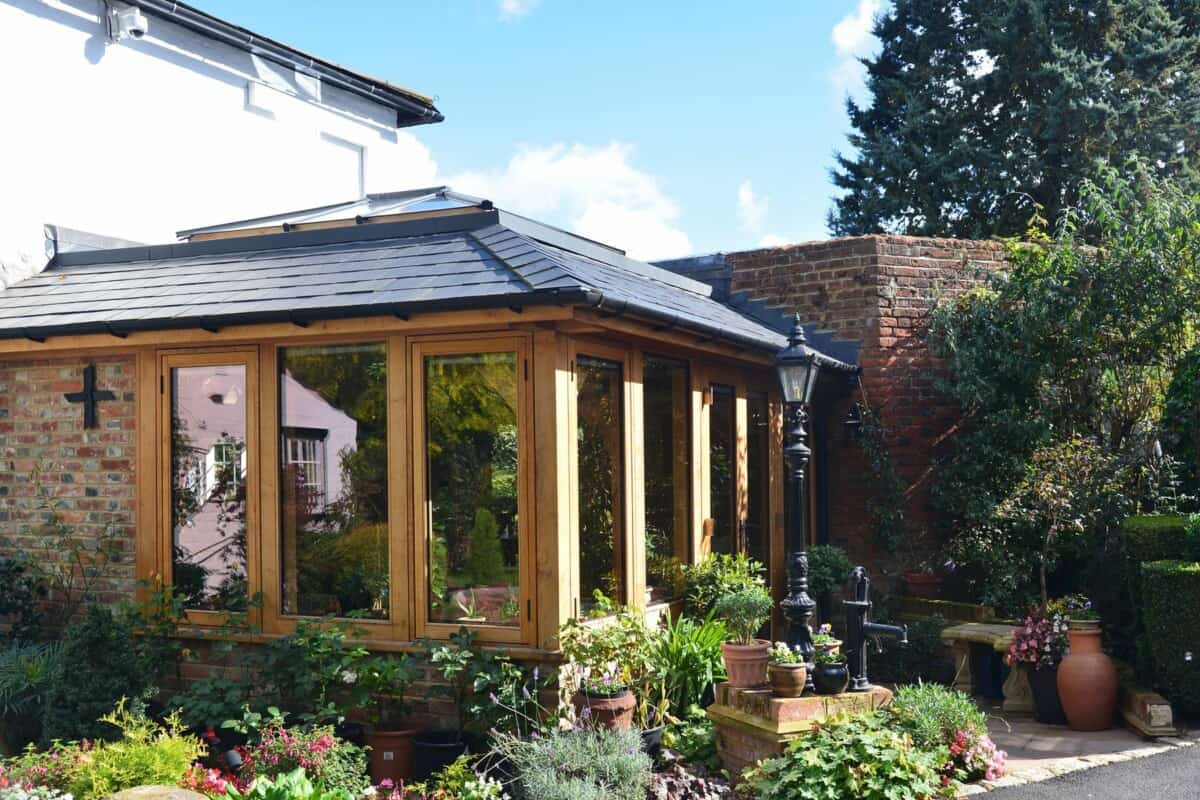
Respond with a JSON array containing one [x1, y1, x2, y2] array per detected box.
[[107, 2, 149, 41]]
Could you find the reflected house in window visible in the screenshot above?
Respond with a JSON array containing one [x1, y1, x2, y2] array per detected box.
[[280, 370, 358, 518]]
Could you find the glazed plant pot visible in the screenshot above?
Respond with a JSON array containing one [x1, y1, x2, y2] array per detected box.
[[1057, 621, 1117, 731], [572, 688, 637, 731], [640, 725, 665, 760], [412, 730, 469, 781], [365, 727, 422, 783], [768, 663, 808, 698], [812, 662, 849, 695], [1028, 665, 1067, 725], [722, 640, 771, 688]]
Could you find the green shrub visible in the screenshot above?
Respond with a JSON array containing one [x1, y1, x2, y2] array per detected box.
[[0, 641, 59, 749], [652, 613, 727, 713], [40, 606, 161, 743], [0, 558, 43, 642], [743, 712, 953, 800], [466, 509, 507, 587], [890, 682, 987, 750], [1162, 345, 1200, 497], [662, 705, 719, 771], [238, 723, 369, 795], [713, 587, 772, 645], [806, 545, 854, 598], [493, 727, 651, 800], [67, 701, 204, 800], [226, 768, 353, 800], [1141, 560, 1200, 713], [682, 554, 764, 618], [1121, 515, 1200, 563]]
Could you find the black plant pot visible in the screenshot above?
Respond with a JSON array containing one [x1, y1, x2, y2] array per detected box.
[[640, 725, 665, 761], [335, 721, 367, 747], [812, 663, 850, 695], [412, 730, 469, 780], [1028, 666, 1068, 725]]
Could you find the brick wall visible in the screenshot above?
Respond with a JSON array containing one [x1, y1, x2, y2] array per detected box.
[[729, 235, 1008, 572], [0, 356, 137, 612]]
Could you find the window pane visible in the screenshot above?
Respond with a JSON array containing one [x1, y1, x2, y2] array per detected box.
[[643, 356, 690, 604], [577, 356, 625, 611], [171, 364, 248, 612], [280, 343, 388, 619], [709, 384, 736, 555], [425, 352, 520, 627], [747, 393, 770, 583]]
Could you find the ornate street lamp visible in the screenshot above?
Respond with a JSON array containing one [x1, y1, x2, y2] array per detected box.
[[775, 313, 821, 691]]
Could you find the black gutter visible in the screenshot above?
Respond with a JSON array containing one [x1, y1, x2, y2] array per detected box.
[[129, 0, 442, 127]]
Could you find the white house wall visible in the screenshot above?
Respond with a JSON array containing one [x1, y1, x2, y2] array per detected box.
[[0, 0, 438, 287]]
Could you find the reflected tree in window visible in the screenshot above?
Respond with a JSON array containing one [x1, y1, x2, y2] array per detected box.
[[643, 356, 690, 603], [709, 384, 736, 555], [577, 356, 625, 610]]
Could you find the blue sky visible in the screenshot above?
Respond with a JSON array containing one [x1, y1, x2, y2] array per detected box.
[[200, 0, 882, 260]]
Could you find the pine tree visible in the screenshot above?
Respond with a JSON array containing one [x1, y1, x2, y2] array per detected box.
[[830, 0, 1200, 239]]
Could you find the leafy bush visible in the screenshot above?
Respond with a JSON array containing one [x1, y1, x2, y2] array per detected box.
[[226, 768, 353, 800], [806, 545, 854, 599], [712, 588, 771, 645], [466, 509, 507, 587], [65, 701, 202, 800], [238, 723, 369, 795], [682, 554, 764, 618], [652, 613, 726, 713], [890, 683, 987, 749], [40, 606, 162, 744], [1141, 560, 1200, 713], [1162, 345, 1200, 498], [423, 628, 540, 739], [493, 727, 651, 800], [742, 712, 953, 800], [0, 641, 59, 749], [1121, 515, 1200, 564], [662, 705, 719, 771], [0, 558, 44, 642]]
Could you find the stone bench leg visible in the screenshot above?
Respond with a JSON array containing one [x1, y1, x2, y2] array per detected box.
[[947, 640, 973, 695], [1002, 662, 1033, 714]]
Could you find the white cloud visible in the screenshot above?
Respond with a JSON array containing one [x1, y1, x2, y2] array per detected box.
[[499, 0, 539, 20], [830, 0, 882, 98], [737, 180, 768, 232], [757, 234, 790, 248], [446, 142, 692, 260]]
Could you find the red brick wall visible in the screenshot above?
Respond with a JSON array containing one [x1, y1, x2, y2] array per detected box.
[[729, 235, 1008, 572], [0, 357, 138, 611]]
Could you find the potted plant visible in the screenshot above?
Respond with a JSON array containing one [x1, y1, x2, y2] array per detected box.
[[811, 648, 849, 695], [766, 641, 807, 698], [417, 629, 479, 779], [811, 623, 842, 656], [713, 586, 773, 688], [1005, 605, 1068, 725], [357, 653, 422, 783], [558, 601, 656, 732], [1056, 595, 1117, 731]]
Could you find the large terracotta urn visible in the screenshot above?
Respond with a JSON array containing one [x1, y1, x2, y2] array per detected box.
[[1056, 620, 1117, 731]]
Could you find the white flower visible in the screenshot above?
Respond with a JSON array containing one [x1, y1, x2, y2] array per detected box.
[[341, 670, 358, 685]]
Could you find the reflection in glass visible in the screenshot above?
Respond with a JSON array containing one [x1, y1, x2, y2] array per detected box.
[[643, 356, 690, 603], [171, 364, 248, 611], [280, 343, 388, 618], [425, 352, 520, 626], [577, 356, 625, 611], [709, 384, 736, 555], [746, 393, 770, 583]]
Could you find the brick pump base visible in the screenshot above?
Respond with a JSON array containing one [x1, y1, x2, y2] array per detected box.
[[706, 682, 894, 782]]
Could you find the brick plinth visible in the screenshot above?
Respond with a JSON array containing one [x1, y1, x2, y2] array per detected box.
[[707, 681, 894, 781]]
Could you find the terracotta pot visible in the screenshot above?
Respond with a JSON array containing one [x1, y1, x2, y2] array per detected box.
[[1028, 665, 1067, 725], [365, 727, 421, 783], [812, 662, 849, 695], [903, 571, 943, 599], [1057, 621, 1117, 731], [722, 640, 770, 688], [573, 688, 637, 731], [768, 663, 808, 697]]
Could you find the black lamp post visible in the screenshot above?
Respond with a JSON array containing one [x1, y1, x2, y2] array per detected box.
[[775, 314, 821, 692]]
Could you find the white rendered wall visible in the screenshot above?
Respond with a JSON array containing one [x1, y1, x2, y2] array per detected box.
[[0, 0, 438, 287]]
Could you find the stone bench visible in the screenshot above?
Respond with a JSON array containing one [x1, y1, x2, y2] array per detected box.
[[940, 622, 1031, 713]]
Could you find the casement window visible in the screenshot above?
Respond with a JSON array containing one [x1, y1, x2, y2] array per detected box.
[[746, 392, 771, 584], [708, 383, 737, 556], [641, 355, 691, 604]]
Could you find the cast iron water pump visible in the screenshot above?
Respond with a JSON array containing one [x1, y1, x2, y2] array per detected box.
[[843, 566, 908, 692]]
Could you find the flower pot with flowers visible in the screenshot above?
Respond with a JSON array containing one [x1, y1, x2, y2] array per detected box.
[[1005, 606, 1068, 725], [812, 648, 849, 695], [714, 586, 773, 688], [1055, 595, 1117, 731], [357, 653, 423, 783], [767, 642, 807, 697], [811, 623, 842, 657]]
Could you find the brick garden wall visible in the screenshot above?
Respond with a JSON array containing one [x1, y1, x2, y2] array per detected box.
[[728, 235, 1009, 573], [0, 356, 138, 611]]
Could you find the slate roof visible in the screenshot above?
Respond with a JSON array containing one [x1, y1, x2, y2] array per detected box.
[[0, 207, 854, 368]]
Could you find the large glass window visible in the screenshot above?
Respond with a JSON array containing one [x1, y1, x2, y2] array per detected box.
[[709, 384, 736, 555], [279, 343, 389, 619], [746, 393, 771, 582], [576, 355, 626, 611], [642, 356, 690, 603], [170, 364, 249, 612], [424, 351, 521, 627]]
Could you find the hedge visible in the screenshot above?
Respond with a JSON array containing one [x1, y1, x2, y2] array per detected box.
[[1140, 560, 1200, 714], [1120, 514, 1200, 564]]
